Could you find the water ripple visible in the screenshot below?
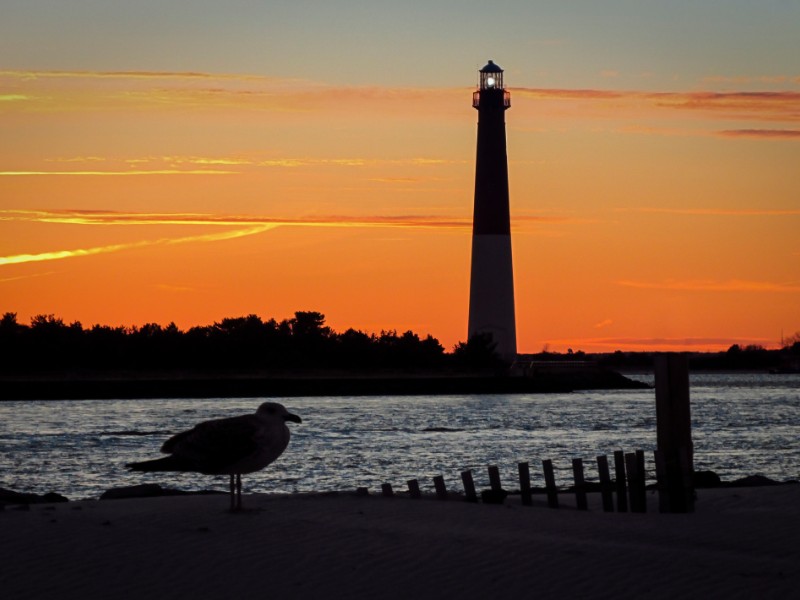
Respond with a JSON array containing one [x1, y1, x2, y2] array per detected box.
[[0, 373, 797, 499]]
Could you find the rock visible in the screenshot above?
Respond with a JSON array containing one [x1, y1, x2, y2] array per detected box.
[[100, 483, 166, 500], [729, 474, 781, 487], [480, 489, 508, 505], [100, 484, 226, 500], [693, 470, 722, 488], [0, 487, 69, 505]]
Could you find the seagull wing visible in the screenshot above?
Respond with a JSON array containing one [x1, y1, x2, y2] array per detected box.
[[160, 414, 261, 474]]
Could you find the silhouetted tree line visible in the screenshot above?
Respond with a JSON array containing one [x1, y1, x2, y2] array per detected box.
[[0, 311, 504, 374], [592, 341, 800, 371]]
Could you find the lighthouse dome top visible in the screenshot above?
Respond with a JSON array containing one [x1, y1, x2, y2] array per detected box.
[[480, 60, 504, 73]]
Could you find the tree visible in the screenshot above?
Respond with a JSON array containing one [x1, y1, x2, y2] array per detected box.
[[783, 331, 800, 350], [452, 332, 506, 369]]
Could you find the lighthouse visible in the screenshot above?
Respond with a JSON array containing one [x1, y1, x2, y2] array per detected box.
[[467, 60, 517, 361]]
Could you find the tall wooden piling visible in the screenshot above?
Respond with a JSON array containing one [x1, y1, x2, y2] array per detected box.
[[488, 465, 502, 494], [407, 479, 421, 499], [625, 452, 646, 513], [542, 459, 559, 508], [653, 450, 668, 512], [461, 470, 478, 503], [518, 462, 533, 506], [597, 455, 614, 512], [635, 449, 647, 512], [613, 450, 628, 512], [572, 458, 588, 511], [433, 475, 448, 500], [655, 353, 695, 513]]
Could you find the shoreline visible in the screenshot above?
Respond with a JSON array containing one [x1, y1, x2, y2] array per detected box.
[[2, 486, 798, 598], [0, 370, 648, 400]]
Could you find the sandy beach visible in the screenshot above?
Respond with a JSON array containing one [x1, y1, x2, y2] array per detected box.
[[2, 485, 797, 599]]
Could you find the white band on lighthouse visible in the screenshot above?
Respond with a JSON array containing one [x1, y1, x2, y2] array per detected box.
[[468, 234, 517, 360]]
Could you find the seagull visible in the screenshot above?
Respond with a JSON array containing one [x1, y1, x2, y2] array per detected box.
[[127, 402, 302, 511]]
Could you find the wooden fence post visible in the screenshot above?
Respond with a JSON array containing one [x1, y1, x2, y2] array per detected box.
[[461, 470, 478, 503], [655, 353, 695, 513], [597, 455, 614, 512], [635, 449, 647, 513], [625, 452, 638, 512], [381, 483, 394, 497], [613, 450, 628, 512], [653, 450, 668, 512], [433, 475, 448, 500], [518, 462, 533, 506], [488, 465, 502, 494], [407, 479, 421, 499], [542, 459, 559, 509], [572, 458, 588, 511]]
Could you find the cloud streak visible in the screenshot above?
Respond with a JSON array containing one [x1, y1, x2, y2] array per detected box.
[[515, 88, 800, 123], [0, 69, 283, 83], [0, 209, 472, 229], [0, 210, 476, 267], [622, 207, 800, 217], [0, 225, 278, 266], [5, 69, 797, 126], [616, 279, 800, 293], [0, 170, 235, 176], [717, 129, 800, 139], [21, 155, 468, 175]]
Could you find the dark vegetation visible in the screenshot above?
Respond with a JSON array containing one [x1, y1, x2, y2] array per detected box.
[[0, 311, 502, 375], [1, 311, 797, 376], [526, 337, 800, 373]]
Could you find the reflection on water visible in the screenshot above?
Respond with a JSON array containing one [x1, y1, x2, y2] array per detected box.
[[0, 373, 797, 499]]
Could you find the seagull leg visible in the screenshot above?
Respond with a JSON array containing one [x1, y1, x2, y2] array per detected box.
[[229, 474, 236, 511], [236, 473, 242, 511]]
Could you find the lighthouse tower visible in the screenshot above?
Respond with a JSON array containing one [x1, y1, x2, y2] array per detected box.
[[467, 60, 517, 361]]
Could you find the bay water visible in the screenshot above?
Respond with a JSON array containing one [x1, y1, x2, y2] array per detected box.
[[1, 373, 797, 500]]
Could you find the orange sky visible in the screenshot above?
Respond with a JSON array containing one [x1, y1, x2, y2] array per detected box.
[[2, 3, 799, 353]]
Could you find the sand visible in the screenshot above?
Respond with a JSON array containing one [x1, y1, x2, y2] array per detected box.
[[2, 486, 798, 599]]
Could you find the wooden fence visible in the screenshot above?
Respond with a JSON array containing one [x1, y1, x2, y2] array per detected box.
[[359, 449, 678, 514]]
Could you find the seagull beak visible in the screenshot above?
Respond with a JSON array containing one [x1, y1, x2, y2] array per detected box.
[[284, 413, 302, 424]]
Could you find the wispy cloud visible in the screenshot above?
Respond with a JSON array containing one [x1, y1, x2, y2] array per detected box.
[[0, 209, 472, 229], [515, 88, 800, 122], [0, 69, 283, 83], [367, 177, 420, 183], [0, 225, 277, 266], [3, 208, 586, 230], [0, 69, 457, 115], [703, 74, 800, 86], [5, 69, 797, 128], [0, 209, 484, 267], [0, 271, 57, 283], [622, 207, 800, 217], [29, 155, 468, 173], [616, 279, 800, 293], [717, 129, 800, 139], [0, 170, 235, 176], [516, 88, 627, 100]]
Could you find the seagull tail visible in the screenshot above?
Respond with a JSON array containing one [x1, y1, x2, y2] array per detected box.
[[126, 455, 193, 472]]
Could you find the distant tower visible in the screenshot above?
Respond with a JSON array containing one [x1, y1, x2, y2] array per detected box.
[[468, 60, 517, 360]]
